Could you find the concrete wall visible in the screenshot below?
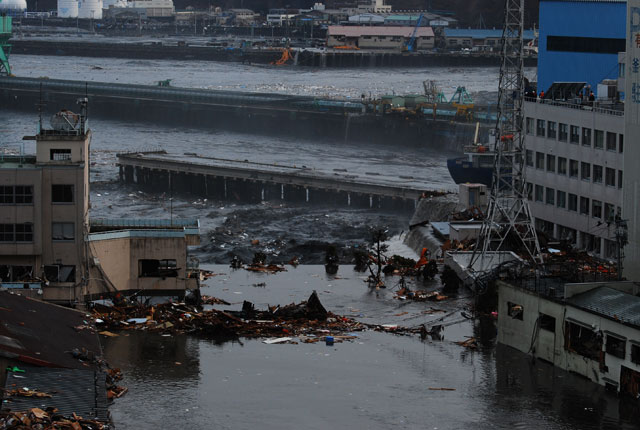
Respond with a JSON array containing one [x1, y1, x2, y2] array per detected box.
[[498, 281, 640, 392], [90, 235, 196, 293]]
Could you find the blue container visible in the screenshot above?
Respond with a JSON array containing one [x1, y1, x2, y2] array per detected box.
[[325, 336, 334, 346]]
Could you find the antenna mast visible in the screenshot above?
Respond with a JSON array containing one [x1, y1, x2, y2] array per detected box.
[[472, 0, 543, 266]]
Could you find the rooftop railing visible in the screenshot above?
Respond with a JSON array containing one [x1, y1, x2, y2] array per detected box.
[[524, 96, 624, 117]]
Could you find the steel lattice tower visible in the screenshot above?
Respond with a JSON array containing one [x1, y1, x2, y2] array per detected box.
[[472, 0, 543, 266]]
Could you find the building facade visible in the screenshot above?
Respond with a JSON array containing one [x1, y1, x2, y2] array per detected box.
[[524, 98, 624, 257], [498, 280, 640, 397], [0, 102, 200, 304], [0, 107, 91, 302], [537, 0, 626, 96], [327, 25, 434, 50]]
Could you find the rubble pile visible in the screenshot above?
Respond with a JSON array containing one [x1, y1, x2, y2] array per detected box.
[[92, 292, 366, 341], [0, 408, 109, 430]]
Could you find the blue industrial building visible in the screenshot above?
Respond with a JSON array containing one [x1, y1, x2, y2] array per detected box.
[[537, 0, 626, 95]]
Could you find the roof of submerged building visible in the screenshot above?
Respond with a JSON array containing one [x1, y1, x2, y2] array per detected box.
[[566, 286, 640, 328]]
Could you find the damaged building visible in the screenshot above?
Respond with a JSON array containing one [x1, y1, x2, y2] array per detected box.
[[498, 279, 640, 398], [0, 99, 200, 305]]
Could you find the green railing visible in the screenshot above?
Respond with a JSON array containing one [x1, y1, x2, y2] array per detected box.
[[0, 16, 11, 35]]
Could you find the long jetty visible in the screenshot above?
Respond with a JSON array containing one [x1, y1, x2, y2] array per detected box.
[[0, 76, 489, 148], [9, 39, 538, 68], [118, 151, 433, 211]]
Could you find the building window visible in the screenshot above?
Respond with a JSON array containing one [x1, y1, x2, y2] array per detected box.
[[568, 193, 578, 211], [50, 148, 72, 161], [593, 165, 603, 183], [526, 118, 534, 135], [565, 321, 601, 360], [581, 162, 591, 181], [582, 128, 592, 147], [604, 203, 615, 222], [14, 223, 33, 242], [605, 167, 616, 187], [52, 185, 74, 203], [632, 344, 640, 365], [557, 190, 566, 209], [43, 264, 76, 282], [547, 121, 557, 139], [540, 313, 556, 332], [536, 119, 546, 136], [606, 335, 625, 359], [594, 130, 604, 149], [52, 222, 75, 241], [139, 259, 179, 278], [546, 154, 556, 172], [0, 265, 33, 282], [536, 152, 545, 169], [14, 186, 33, 204], [618, 170, 623, 189], [558, 157, 567, 175], [580, 196, 590, 215], [569, 159, 578, 178], [507, 302, 523, 320], [535, 185, 544, 202], [559, 123, 568, 142], [570, 125, 580, 144], [545, 187, 555, 205], [0, 186, 13, 204], [0, 224, 14, 242], [526, 182, 533, 200], [606, 132, 617, 151], [0, 186, 33, 204], [592, 200, 602, 219], [619, 134, 624, 153], [526, 150, 533, 167]]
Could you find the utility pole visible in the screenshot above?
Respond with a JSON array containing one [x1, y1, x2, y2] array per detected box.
[[615, 214, 628, 280], [471, 0, 542, 268]]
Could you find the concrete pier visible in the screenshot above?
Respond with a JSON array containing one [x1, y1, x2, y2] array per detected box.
[[117, 152, 433, 211]]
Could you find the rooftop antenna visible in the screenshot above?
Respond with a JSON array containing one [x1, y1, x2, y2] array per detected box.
[[470, 0, 543, 269]]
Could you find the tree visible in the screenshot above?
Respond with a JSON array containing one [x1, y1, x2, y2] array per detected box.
[[365, 227, 389, 288]]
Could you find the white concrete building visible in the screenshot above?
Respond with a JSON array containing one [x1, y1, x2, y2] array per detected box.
[[498, 280, 640, 397], [524, 95, 624, 258]]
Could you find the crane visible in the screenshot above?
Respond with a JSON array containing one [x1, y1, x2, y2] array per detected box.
[[403, 14, 424, 53], [470, 0, 543, 269], [0, 16, 12, 76]]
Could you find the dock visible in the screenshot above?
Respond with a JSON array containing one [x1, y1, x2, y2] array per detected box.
[[117, 151, 436, 210], [0, 76, 489, 148]]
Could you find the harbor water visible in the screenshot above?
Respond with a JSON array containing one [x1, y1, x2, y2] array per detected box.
[[1, 55, 638, 428]]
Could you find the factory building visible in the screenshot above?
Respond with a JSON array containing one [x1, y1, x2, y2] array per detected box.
[[327, 25, 434, 50], [444, 28, 536, 51], [537, 0, 626, 96]]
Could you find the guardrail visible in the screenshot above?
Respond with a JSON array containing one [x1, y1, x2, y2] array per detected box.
[[523, 96, 624, 117]]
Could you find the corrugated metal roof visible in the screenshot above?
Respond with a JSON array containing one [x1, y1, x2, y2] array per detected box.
[[0, 291, 102, 369], [90, 218, 199, 229], [2, 366, 109, 422], [328, 25, 434, 37], [566, 286, 640, 328], [87, 229, 196, 241]]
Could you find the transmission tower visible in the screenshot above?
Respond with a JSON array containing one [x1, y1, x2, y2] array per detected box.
[[471, 0, 543, 267]]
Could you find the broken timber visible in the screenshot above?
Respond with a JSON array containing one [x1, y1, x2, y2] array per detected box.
[[117, 151, 436, 210]]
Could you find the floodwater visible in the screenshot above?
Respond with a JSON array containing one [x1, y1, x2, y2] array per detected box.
[[102, 265, 638, 430], [2, 56, 637, 428], [8, 53, 521, 100]]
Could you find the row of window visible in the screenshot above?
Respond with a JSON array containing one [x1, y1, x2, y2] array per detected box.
[[0, 222, 75, 242], [0, 184, 74, 205], [528, 184, 619, 221], [526, 118, 623, 153], [526, 150, 623, 188]]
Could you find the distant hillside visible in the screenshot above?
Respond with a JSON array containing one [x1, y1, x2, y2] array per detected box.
[[27, 0, 539, 27]]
